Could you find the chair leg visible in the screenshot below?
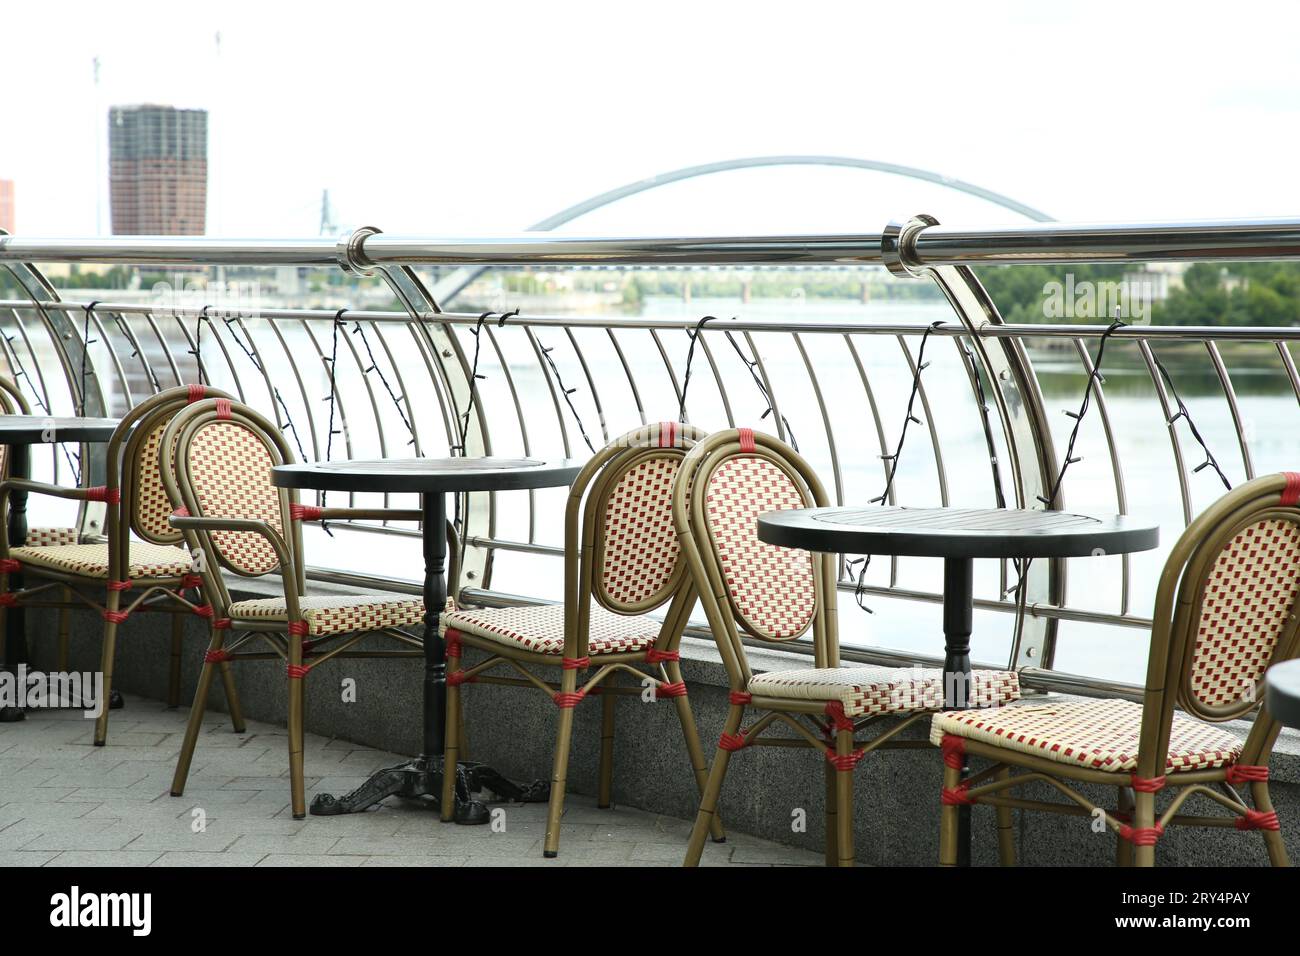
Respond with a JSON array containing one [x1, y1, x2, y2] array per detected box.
[[1116, 785, 1135, 867], [668, 678, 726, 843], [171, 627, 224, 797], [685, 702, 744, 866], [167, 612, 183, 709], [995, 767, 1016, 866], [824, 759, 838, 866], [542, 681, 579, 858], [287, 665, 306, 822], [834, 728, 855, 867], [1133, 791, 1156, 867], [597, 692, 615, 809], [939, 762, 962, 866], [93, 592, 121, 746], [440, 655, 462, 823], [1251, 781, 1290, 867], [56, 587, 71, 673], [218, 659, 245, 733]]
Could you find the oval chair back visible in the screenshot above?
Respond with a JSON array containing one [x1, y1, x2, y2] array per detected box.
[[1140, 472, 1300, 780], [160, 397, 306, 616], [563, 421, 708, 657], [672, 427, 837, 690], [96, 385, 234, 581]]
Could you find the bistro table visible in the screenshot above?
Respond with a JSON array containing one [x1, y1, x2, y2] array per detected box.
[[757, 505, 1159, 864], [0, 415, 120, 722], [271, 456, 582, 823], [1266, 659, 1300, 731]]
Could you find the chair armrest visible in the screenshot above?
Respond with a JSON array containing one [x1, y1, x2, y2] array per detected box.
[[0, 477, 114, 502], [169, 515, 296, 573]]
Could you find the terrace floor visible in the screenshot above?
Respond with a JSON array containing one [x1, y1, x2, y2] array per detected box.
[[0, 693, 822, 867]]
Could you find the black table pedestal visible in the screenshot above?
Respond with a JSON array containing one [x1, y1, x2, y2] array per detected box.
[[942, 557, 974, 867], [0, 444, 29, 723], [308, 491, 547, 822]]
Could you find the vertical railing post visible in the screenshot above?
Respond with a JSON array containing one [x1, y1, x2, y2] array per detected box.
[[884, 215, 1063, 671]]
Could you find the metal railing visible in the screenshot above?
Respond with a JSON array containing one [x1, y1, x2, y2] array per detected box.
[[4, 215, 1300, 703]]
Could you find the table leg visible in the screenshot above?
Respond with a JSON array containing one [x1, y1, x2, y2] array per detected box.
[[0, 443, 29, 723], [942, 556, 973, 866], [308, 491, 547, 820]]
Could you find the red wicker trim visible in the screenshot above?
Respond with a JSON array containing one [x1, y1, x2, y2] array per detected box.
[[738, 427, 756, 453], [0, 593, 17, 608], [940, 733, 966, 770], [826, 748, 865, 772], [215, 398, 233, 420], [287, 620, 310, 637], [204, 649, 231, 664], [286, 663, 310, 679], [719, 731, 747, 752], [644, 648, 680, 663], [1236, 809, 1280, 831], [179, 574, 202, 590], [1119, 823, 1164, 846], [213, 618, 232, 630], [85, 486, 121, 504], [290, 503, 323, 521], [824, 700, 855, 732], [106, 579, 133, 592], [447, 671, 475, 686], [655, 681, 688, 699], [561, 656, 589, 670], [192, 604, 214, 619], [1225, 764, 1269, 784], [941, 783, 974, 805], [0, 559, 21, 573], [1282, 472, 1300, 507], [657, 421, 677, 448], [553, 691, 586, 709], [102, 609, 129, 624], [728, 691, 752, 706], [1130, 773, 1166, 793], [172, 506, 190, 518]]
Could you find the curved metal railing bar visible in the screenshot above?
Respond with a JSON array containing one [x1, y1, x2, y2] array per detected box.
[[1204, 340, 1255, 482]]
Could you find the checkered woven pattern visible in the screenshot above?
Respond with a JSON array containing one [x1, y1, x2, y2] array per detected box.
[[930, 698, 1243, 773], [439, 602, 661, 656], [228, 594, 427, 637], [21, 527, 80, 548], [1190, 518, 1300, 708], [704, 456, 816, 640], [749, 664, 1021, 716], [599, 456, 681, 608], [133, 420, 178, 542], [187, 421, 284, 575], [10, 540, 192, 579]]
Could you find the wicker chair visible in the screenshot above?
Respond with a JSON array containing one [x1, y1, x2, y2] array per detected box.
[[934, 473, 1299, 867], [0, 385, 244, 744], [160, 397, 428, 818], [439, 422, 724, 858], [673, 428, 1021, 866]]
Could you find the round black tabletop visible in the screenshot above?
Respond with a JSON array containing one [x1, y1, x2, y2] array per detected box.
[[757, 505, 1159, 560], [1266, 659, 1300, 730], [0, 415, 119, 444], [271, 456, 583, 494]]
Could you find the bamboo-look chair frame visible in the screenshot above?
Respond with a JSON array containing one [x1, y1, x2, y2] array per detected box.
[[0, 384, 246, 744], [674, 427, 941, 867], [160, 396, 427, 818], [938, 473, 1300, 867], [441, 422, 724, 858]]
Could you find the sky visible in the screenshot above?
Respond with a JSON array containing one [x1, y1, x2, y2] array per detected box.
[[2, 0, 1299, 238]]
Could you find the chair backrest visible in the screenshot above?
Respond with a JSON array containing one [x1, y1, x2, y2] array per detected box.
[[673, 427, 837, 688], [160, 397, 305, 609], [0, 375, 29, 480], [1139, 473, 1300, 777]]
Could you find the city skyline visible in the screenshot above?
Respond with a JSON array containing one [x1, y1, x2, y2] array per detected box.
[[108, 104, 208, 235]]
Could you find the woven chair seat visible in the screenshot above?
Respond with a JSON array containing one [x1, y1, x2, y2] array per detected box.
[[10, 539, 193, 579], [748, 664, 1021, 717], [440, 602, 660, 656], [23, 527, 80, 548], [930, 697, 1243, 773], [228, 594, 427, 637]]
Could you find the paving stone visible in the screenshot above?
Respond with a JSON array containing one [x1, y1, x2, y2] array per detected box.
[[256, 853, 364, 867], [44, 850, 165, 867], [151, 852, 270, 866]]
